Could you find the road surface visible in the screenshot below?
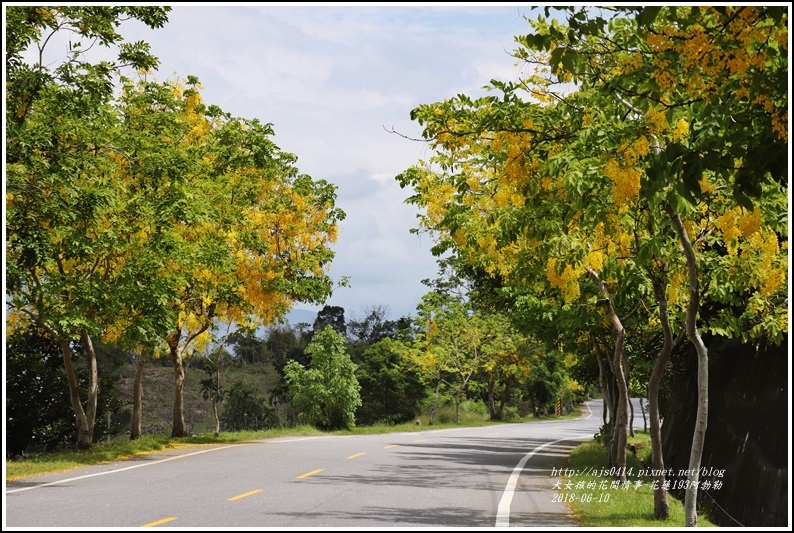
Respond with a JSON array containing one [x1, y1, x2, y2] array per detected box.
[[6, 399, 644, 528]]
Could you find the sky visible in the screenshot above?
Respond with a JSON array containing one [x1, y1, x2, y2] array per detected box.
[[11, 3, 548, 324], [109, 3, 545, 323]]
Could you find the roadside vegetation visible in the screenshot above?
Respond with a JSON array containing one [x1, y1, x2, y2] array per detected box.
[[563, 431, 717, 527]]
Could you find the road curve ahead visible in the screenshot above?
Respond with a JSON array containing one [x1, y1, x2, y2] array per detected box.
[[5, 400, 605, 528]]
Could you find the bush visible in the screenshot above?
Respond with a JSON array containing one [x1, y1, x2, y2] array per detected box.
[[284, 326, 362, 430], [501, 406, 520, 421], [220, 381, 279, 431]]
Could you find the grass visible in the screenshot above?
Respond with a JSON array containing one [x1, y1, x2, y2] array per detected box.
[[562, 430, 717, 527]]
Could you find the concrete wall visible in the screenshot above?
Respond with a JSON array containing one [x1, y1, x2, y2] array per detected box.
[[660, 335, 788, 527]]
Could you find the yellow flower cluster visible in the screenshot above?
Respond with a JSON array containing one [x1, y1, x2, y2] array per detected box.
[[668, 271, 688, 306], [583, 249, 605, 272], [646, 106, 669, 135], [603, 157, 641, 206], [716, 205, 765, 256], [672, 118, 690, 142], [546, 257, 582, 303], [737, 206, 761, 236], [622, 52, 644, 74], [699, 175, 717, 194], [714, 207, 742, 255], [745, 229, 785, 297], [651, 58, 678, 91], [649, 8, 787, 142]]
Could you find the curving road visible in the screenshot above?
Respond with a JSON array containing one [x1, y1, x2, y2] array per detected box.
[[5, 400, 627, 528]]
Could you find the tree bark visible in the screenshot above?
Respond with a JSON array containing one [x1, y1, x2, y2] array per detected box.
[[498, 376, 512, 419], [212, 393, 220, 437], [130, 350, 148, 440], [430, 374, 441, 425], [666, 204, 708, 527], [647, 270, 677, 520], [639, 397, 647, 432], [588, 268, 629, 482], [80, 330, 99, 443], [168, 333, 188, 437], [59, 338, 92, 449], [628, 389, 635, 437], [594, 346, 611, 427], [487, 378, 498, 419]]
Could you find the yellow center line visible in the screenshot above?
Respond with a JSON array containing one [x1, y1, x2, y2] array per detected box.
[[141, 517, 177, 527], [413, 439, 427, 443], [347, 452, 366, 459], [227, 489, 263, 501], [384, 444, 398, 449], [297, 468, 323, 479]]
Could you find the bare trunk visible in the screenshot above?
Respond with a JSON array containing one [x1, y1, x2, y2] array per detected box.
[[212, 395, 220, 437], [168, 333, 188, 438], [80, 331, 99, 443], [487, 379, 497, 419], [628, 394, 635, 437], [430, 374, 441, 425], [588, 268, 629, 482], [648, 271, 676, 520], [59, 338, 92, 450], [639, 397, 647, 432], [498, 376, 512, 419], [130, 350, 148, 440], [602, 396, 608, 425], [610, 325, 629, 482], [452, 374, 471, 423], [623, 343, 634, 437], [595, 346, 610, 427], [666, 204, 708, 527]]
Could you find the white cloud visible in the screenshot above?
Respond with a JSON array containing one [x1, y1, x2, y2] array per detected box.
[[115, 5, 532, 319]]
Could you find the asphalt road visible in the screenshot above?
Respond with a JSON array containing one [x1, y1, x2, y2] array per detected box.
[[5, 399, 639, 528]]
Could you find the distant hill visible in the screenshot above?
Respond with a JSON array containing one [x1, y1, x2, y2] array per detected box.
[[250, 308, 318, 338], [285, 308, 318, 326]]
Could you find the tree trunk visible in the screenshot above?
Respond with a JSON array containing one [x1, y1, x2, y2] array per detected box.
[[212, 394, 220, 437], [602, 395, 608, 425], [639, 397, 647, 432], [610, 325, 629, 483], [647, 272, 675, 519], [666, 204, 708, 527], [628, 393, 635, 438], [593, 331, 619, 467], [487, 378, 498, 419], [80, 331, 99, 443], [59, 338, 92, 450], [430, 375, 441, 425], [168, 333, 188, 437], [130, 350, 148, 440], [588, 268, 629, 482], [498, 376, 512, 419], [622, 338, 634, 438]]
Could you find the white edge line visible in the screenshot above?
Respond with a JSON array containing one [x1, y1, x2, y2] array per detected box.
[[496, 400, 599, 526], [495, 437, 574, 527], [5, 444, 244, 494], [5, 434, 350, 495]]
